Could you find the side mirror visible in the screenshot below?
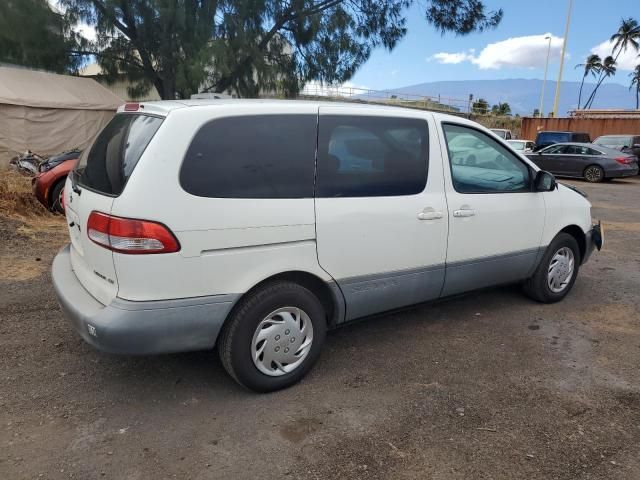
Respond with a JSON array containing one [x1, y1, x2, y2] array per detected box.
[[534, 170, 557, 192]]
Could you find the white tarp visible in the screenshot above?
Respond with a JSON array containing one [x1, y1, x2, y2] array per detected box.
[[0, 66, 123, 166]]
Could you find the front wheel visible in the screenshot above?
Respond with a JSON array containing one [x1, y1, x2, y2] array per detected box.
[[218, 282, 326, 392], [523, 233, 581, 303], [584, 165, 605, 183]]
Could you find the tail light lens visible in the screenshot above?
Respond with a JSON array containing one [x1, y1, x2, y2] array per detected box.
[[87, 211, 180, 254], [614, 156, 633, 165]]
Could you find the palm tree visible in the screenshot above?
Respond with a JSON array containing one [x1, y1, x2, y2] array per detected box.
[[610, 18, 640, 62], [575, 54, 602, 109], [491, 102, 511, 116], [585, 18, 640, 109], [584, 56, 617, 109], [630, 65, 640, 109]]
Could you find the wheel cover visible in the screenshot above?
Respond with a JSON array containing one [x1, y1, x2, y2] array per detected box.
[[56, 187, 64, 211], [585, 166, 602, 182], [547, 247, 575, 293], [251, 307, 314, 377]]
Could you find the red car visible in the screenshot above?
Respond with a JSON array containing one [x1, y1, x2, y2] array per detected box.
[[32, 150, 81, 213]]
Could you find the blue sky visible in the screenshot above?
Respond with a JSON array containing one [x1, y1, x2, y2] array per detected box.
[[348, 0, 640, 90]]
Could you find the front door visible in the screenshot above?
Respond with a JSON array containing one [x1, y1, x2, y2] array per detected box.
[[314, 107, 448, 321], [439, 122, 546, 296]]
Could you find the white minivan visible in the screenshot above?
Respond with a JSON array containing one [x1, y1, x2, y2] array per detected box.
[[52, 100, 602, 392]]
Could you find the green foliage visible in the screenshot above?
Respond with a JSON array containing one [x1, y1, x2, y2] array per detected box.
[[471, 98, 489, 114], [60, 0, 503, 99], [630, 65, 640, 109], [491, 102, 511, 116], [0, 0, 83, 73]]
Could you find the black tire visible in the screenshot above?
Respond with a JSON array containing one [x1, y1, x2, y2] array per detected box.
[[583, 164, 604, 183], [50, 180, 65, 214], [523, 233, 581, 303], [218, 281, 326, 392]]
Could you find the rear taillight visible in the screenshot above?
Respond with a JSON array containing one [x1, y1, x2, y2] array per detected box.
[[87, 211, 180, 254], [614, 156, 633, 165]]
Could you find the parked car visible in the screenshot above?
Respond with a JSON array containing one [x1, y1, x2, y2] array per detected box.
[[593, 135, 640, 168], [507, 139, 536, 153], [526, 142, 638, 182], [491, 128, 512, 140], [32, 149, 81, 213], [534, 131, 591, 151], [52, 100, 602, 392]]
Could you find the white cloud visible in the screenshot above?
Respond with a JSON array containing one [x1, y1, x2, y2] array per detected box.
[[429, 51, 475, 64], [76, 23, 97, 42], [590, 39, 639, 70], [429, 34, 565, 70]]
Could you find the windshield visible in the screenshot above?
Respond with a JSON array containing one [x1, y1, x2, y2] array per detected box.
[[594, 136, 630, 147], [508, 141, 525, 150], [74, 114, 163, 196]]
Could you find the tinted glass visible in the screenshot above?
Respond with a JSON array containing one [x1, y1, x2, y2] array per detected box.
[[75, 114, 163, 195], [542, 144, 568, 154], [317, 116, 428, 197], [573, 133, 591, 143], [180, 115, 317, 198], [536, 132, 570, 145], [443, 123, 530, 194], [594, 136, 631, 147]]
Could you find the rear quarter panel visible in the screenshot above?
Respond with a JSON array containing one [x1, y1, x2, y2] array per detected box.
[[110, 104, 331, 301]]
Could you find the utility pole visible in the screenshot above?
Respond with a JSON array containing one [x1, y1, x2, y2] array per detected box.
[[539, 35, 552, 117], [553, 0, 573, 117]]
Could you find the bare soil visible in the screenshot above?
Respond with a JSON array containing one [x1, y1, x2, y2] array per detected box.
[[1, 177, 639, 480]]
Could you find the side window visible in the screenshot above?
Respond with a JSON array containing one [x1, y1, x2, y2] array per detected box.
[[586, 147, 601, 156], [442, 123, 531, 194], [543, 145, 567, 154], [180, 115, 317, 198], [317, 116, 428, 197]]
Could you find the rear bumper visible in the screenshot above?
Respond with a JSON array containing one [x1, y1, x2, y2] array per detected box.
[[606, 165, 639, 178], [52, 244, 237, 355]]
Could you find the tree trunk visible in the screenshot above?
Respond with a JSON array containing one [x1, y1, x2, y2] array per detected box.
[[577, 75, 585, 109], [585, 75, 606, 109]]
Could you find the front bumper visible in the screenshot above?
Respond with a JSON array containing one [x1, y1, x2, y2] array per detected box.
[[583, 222, 603, 265], [52, 245, 237, 355]]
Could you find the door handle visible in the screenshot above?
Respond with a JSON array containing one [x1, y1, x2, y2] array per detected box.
[[418, 208, 443, 221], [453, 208, 476, 218]]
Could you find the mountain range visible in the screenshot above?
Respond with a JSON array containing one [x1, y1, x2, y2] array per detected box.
[[383, 79, 637, 116]]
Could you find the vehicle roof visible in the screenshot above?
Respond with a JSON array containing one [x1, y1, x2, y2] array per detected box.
[[594, 134, 637, 138], [541, 142, 629, 155], [117, 98, 468, 122]]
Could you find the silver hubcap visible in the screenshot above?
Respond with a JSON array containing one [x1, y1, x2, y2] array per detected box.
[[585, 166, 602, 182], [547, 247, 575, 293], [251, 307, 314, 377]]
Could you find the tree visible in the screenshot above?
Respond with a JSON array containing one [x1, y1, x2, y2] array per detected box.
[[491, 102, 511, 116], [610, 18, 640, 62], [584, 56, 617, 109], [575, 54, 601, 109], [532, 108, 540, 117], [60, 0, 503, 100], [0, 0, 83, 73], [630, 65, 640, 109], [472, 98, 490, 114]]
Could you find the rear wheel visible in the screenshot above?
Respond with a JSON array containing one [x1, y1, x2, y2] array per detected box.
[[218, 282, 326, 392], [524, 233, 581, 303], [50, 180, 65, 214], [584, 165, 604, 183]]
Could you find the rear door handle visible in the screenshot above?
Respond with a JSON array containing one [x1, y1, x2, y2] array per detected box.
[[453, 208, 476, 218], [418, 208, 443, 221]]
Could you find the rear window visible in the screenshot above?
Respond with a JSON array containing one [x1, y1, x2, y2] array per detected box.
[[536, 132, 570, 145], [572, 133, 591, 143], [180, 115, 316, 198], [75, 114, 163, 196]]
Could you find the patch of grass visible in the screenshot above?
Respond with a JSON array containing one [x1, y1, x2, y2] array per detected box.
[[0, 169, 50, 220]]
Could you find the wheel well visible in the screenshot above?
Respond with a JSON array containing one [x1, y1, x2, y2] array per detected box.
[[559, 225, 586, 261], [48, 176, 67, 204], [235, 271, 340, 327]]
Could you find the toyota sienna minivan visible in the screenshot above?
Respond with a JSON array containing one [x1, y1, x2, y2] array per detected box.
[[53, 100, 602, 392]]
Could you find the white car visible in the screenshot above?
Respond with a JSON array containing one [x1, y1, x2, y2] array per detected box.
[[52, 100, 602, 392], [507, 139, 536, 154], [490, 128, 513, 140]]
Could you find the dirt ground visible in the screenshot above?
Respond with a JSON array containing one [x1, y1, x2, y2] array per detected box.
[[1, 177, 639, 480]]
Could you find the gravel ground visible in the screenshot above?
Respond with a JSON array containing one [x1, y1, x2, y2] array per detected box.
[[1, 177, 639, 480]]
